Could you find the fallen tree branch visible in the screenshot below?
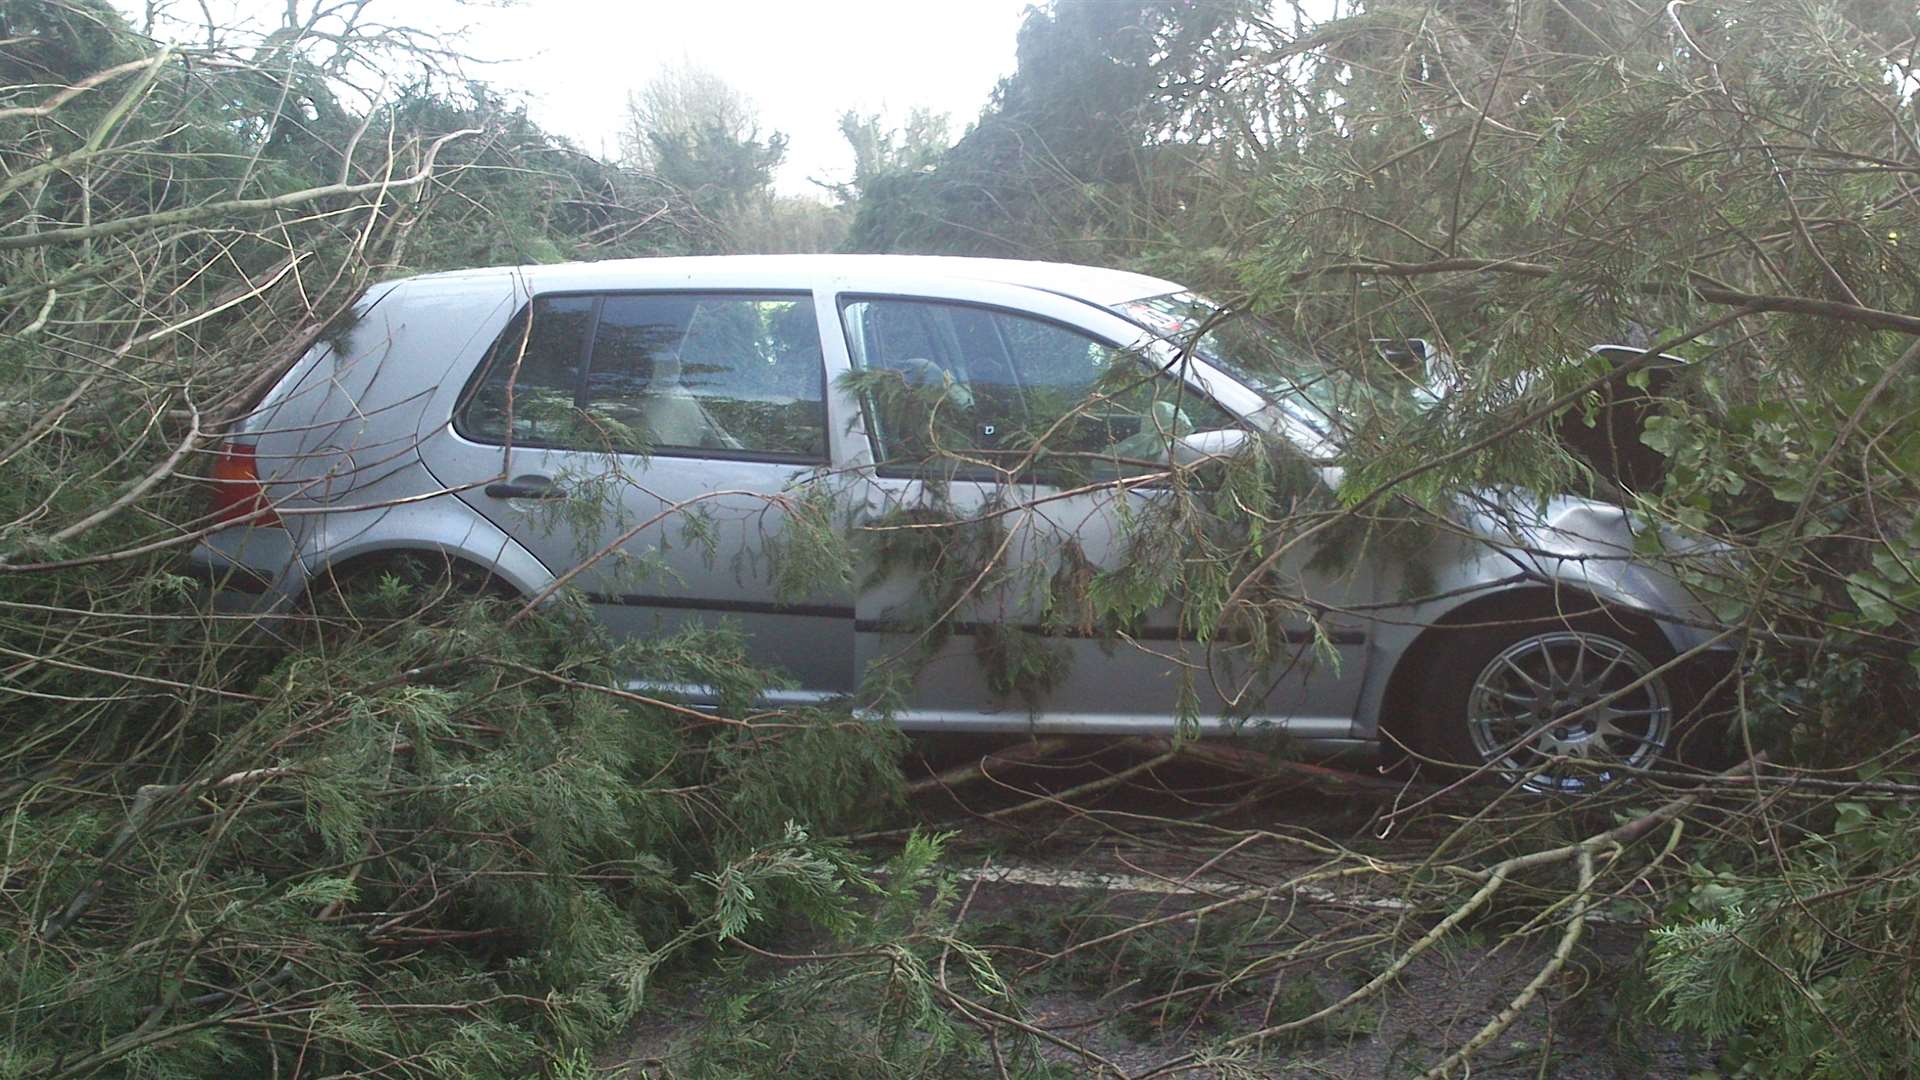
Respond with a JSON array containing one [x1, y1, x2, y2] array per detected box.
[[1419, 846, 1597, 1078], [0, 128, 481, 251], [1134, 753, 1769, 1078], [895, 737, 1073, 804], [33, 766, 301, 945], [982, 742, 1182, 822], [1136, 735, 1443, 798], [1286, 255, 1920, 335]]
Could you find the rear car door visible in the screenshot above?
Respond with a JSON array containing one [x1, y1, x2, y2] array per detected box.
[[832, 284, 1373, 736], [417, 288, 852, 704]]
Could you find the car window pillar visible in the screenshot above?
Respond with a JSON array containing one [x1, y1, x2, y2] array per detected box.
[[566, 294, 605, 411]]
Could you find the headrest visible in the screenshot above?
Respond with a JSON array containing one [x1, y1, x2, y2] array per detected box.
[[896, 358, 973, 411], [651, 348, 683, 385]]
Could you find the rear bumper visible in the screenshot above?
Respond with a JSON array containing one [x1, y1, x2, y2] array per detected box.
[[182, 526, 303, 615], [179, 554, 275, 594]]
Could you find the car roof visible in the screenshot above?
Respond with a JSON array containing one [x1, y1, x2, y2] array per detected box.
[[393, 254, 1187, 307]]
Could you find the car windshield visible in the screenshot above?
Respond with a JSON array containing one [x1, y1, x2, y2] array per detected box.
[[1114, 292, 1374, 441]]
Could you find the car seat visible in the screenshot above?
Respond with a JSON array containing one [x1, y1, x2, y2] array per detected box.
[[636, 347, 742, 450]]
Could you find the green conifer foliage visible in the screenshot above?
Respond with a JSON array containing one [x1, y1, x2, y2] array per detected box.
[[0, 6, 898, 1074]]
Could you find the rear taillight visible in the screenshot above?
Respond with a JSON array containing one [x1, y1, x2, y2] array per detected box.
[[207, 442, 284, 527]]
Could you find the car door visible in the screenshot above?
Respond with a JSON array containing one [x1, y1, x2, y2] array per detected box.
[[830, 284, 1373, 737], [417, 288, 852, 705]]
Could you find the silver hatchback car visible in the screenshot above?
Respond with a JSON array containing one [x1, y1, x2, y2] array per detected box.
[[192, 255, 1732, 788]]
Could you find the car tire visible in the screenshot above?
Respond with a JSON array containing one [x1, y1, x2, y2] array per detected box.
[[1413, 612, 1695, 793]]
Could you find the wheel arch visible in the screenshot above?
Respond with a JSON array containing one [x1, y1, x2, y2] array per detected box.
[[293, 518, 557, 608], [304, 544, 531, 600], [1373, 584, 1672, 758]]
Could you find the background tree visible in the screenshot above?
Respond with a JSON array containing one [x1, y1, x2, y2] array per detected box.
[[845, 0, 1266, 259], [616, 61, 839, 251], [820, 106, 952, 206]]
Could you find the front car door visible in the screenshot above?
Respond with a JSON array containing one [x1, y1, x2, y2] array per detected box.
[[820, 274, 1375, 738], [418, 281, 853, 705]]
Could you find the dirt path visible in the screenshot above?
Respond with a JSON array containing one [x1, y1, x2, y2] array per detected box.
[[599, 741, 1719, 1078]]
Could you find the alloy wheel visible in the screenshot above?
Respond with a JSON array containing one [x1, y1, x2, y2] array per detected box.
[[1465, 630, 1672, 793]]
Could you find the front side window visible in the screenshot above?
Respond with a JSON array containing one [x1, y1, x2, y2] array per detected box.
[[840, 297, 1237, 478], [1117, 292, 1366, 439], [461, 292, 826, 459]]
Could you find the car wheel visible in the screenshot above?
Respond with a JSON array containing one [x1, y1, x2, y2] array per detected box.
[[1417, 615, 1684, 793]]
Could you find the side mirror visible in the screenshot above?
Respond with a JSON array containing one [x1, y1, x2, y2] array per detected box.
[[1371, 337, 1433, 376]]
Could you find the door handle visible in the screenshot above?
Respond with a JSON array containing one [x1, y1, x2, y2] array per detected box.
[[485, 476, 565, 500]]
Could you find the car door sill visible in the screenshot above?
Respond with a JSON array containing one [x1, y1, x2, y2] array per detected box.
[[623, 681, 846, 710], [882, 711, 1357, 740], [620, 681, 1356, 739]]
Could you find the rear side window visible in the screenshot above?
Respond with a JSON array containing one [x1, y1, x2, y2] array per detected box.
[[460, 292, 826, 460]]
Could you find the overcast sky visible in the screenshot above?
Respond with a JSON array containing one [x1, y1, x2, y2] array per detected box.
[[134, 0, 1036, 196]]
